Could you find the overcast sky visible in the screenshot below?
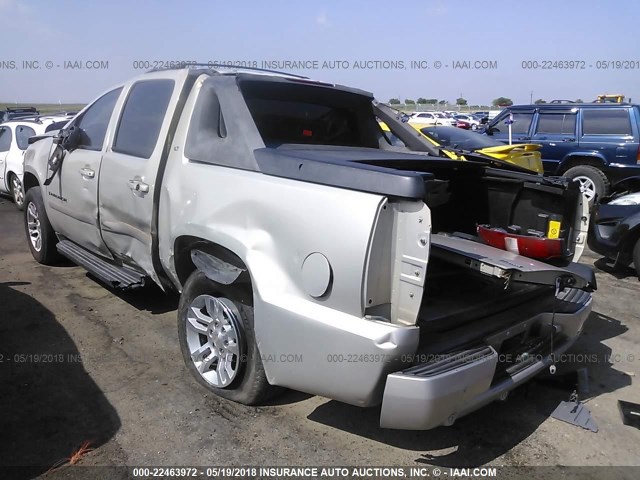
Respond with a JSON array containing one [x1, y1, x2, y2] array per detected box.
[[1, 0, 639, 105]]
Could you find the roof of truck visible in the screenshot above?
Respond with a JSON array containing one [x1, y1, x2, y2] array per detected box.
[[147, 62, 374, 98]]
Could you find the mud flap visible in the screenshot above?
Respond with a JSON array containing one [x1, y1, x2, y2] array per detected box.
[[551, 399, 598, 433]]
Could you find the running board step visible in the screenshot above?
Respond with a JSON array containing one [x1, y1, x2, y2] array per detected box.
[[57, 240, 146, 290]]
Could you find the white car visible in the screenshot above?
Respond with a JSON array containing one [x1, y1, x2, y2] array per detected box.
[[0, 115, 73, 209], [408, 111, 454, 126]]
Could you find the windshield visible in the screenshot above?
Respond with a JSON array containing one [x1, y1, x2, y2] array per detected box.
[[420, 126, 503, 150]]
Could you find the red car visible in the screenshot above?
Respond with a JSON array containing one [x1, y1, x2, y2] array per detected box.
[[455, 119, 473, 130]]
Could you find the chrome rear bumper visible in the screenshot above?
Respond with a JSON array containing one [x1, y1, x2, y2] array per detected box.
[[380, 294, 592, 430]]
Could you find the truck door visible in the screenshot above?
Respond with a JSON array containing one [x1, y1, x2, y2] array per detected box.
[[530, 109, 578, 174], [45, 87, 123, 257], [98, 78, 177, 282], [0, 126, 10, 190]]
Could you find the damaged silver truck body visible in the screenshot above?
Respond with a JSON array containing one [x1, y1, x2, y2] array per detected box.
[[23, 65, 594, 430]]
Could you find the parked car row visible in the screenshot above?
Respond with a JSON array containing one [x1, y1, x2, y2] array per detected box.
[[408, 111, 455, 126], [407, 111, 488, 129], [0, 112, 74, 209]]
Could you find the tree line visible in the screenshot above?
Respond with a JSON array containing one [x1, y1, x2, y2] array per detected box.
[[389, 97, 521, 107]]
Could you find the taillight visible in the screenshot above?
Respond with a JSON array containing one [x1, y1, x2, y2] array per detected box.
[[477, 225, 564, 259], [636, 144, 640, 163]]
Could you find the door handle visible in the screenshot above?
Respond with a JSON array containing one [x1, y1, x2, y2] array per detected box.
[[80, 167, 95, 178], [562, 138, 576, 142], [128, 179, 149, 193]]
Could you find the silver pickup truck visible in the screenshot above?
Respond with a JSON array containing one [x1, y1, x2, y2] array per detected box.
[[23, 65, 595, 430]]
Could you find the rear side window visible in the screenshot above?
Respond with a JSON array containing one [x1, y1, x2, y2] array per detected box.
[[76, 88, 123, 150], [113, 79, 175, 159], [535, 113, 577, 135], [582, 109, 632, 135], [16, 125, 36, 150], [0, 126, 11, 152], [493, 112, 534, 135]]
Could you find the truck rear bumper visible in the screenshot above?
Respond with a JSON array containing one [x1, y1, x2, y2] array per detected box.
[[379, 293, 592, 430]]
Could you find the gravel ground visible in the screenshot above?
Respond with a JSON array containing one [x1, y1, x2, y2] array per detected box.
[[0, 196, 638, 479]]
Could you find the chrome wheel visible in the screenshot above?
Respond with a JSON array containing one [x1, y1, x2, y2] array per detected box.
[[26, 202, 42, 252], [574, 175, 596, 202], [185, 295, 243, 388], [12, 175, 24, 207]]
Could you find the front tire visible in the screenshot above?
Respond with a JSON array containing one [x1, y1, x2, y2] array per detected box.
[[564, 165, 610, 204], [11, 173, 25, 211], [177, 270, 277, 405], [23, 187, 61, 265]]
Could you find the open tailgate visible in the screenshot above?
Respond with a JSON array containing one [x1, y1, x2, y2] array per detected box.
[[431, 234, 596, 291]]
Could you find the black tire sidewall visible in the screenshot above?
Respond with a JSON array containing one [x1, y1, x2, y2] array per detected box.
[[633, 239, 640, 278], [564, 165, 610, 202], [11, 174, 25, 210], [177, 270, 269, 405], [23, 187, 59, 265]]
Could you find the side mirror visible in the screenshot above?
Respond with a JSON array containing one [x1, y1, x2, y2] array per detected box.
[[43, 144, 65, 186], [54, 125, 81, 151], [486, 126, 495, 135]]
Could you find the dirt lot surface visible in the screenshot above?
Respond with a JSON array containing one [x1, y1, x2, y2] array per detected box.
[[0, 197, 639, 478]]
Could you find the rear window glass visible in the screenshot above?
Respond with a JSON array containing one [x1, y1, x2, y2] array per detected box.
[[239, 79, 378, 148], [582, 109, 632, 135], [535, 113, 576, 135]]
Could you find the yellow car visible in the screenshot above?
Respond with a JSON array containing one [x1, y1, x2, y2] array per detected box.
[[379, 121, 544, 173]]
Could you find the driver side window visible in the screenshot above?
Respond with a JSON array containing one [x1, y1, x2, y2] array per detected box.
[[75, 87, 123, 151]]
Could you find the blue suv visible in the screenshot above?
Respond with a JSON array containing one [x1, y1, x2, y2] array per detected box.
[[485, 103, 640, 203]]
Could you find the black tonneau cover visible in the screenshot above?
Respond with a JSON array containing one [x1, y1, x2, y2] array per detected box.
[[254, 146, 437, 199]]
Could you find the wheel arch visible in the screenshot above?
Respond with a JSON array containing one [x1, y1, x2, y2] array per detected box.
[[620, 220, 640, 264], [23, 171, 40, 192], [173, 236, 252, 292], [559, 154, 607, 174]]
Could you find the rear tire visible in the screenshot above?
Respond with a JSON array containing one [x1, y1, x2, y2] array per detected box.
[[11, 173, 25, 211], [177, 270, 279, 405], [23, 187, 61, 265], [564, 165, 610, 204]]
